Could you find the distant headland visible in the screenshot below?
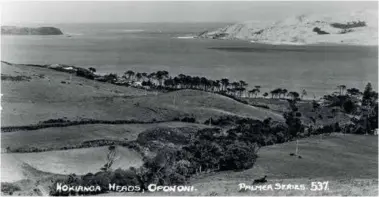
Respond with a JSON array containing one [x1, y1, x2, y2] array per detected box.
[[1, 26, 63, 35]]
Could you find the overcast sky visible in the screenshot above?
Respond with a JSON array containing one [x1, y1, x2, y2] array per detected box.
[[1, 1, 377, 24]]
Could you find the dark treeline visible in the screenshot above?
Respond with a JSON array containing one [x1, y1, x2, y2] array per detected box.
[[330, 20, 367, 29], [1, 116, 198, 133], [7, 139, 133, 154], [94, 68, 311, 101], [103, 69, 256, 98], [1, 74, 31, 81]]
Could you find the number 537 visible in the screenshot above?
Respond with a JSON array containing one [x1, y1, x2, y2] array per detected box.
[[310, 181, 329, 191]]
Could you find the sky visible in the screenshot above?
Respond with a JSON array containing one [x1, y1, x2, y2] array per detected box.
[[1, 1, 378, 24]]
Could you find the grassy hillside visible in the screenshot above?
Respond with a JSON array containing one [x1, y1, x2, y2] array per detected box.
[[107, 134, 377, 196], [197, 134, 377, 180], [1, 62, 150, 126], [244, 98, 351, 126], [135, 89, 284, 123], [1, 122, 209, 152], [187, 134, 378, 196], [1, 62, 283, 126]]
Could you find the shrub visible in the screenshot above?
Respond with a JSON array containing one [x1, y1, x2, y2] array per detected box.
[[76, 68, 95, 80], [313, 27, 329, 35], [102, 73, 118, 83], [1, 182, 21, 195], [180, 116, 196, 123], [331, 21, 366, 29], [343, 99, 356, 113], [220, 142, 258, 170], [339, 29, 354, 34], [111, 168, 140, 186], [1, 74, 31, 81]]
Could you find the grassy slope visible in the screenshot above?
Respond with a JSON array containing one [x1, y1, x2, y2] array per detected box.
[[1, 62, 150, 126], [110, 134, 377, 196], [1, 122, 209, 152], [188, 134, 378, 196], [1, 62, 283, 127], [244, 97, 351, 126], [134, 89, 284, 123]]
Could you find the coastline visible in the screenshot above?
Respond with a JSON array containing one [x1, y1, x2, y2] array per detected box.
[[175, 34, 378, 46]]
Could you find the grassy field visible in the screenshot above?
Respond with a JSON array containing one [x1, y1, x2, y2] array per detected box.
[[1, 146, 143, 182], [1, 62, 149, 126], [188, 134, 378, 196], [105, 134, 377, 196], [194, 134, 377, 180], [1, 62, 283, 126], [1, 122, 209, 152]]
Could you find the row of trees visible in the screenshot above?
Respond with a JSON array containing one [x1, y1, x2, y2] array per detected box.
[[74, 66, 374, 104], [330, 20, 366, 29], [95, 68, 312, 100], [269, 88, 308, 100]]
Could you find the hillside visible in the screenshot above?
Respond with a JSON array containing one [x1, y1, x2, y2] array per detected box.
[[104, 134, 378, 196], [198, 10, 378, 45], [1, 62, 283, 126], [1, 122, 210, 152], [1, 61, 377, 196], [1, 26, 63, 35]]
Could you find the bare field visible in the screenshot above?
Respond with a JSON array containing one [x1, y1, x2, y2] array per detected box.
[[1, 146, 143, 182]]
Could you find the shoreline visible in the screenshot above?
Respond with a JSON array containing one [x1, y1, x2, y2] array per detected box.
[[172, 35, 379, 46]]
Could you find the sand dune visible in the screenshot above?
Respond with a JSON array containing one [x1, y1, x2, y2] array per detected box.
[[199, 10, 378, 45]]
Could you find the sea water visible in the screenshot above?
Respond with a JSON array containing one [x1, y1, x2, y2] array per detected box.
[[1, 22, 377, 98]]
